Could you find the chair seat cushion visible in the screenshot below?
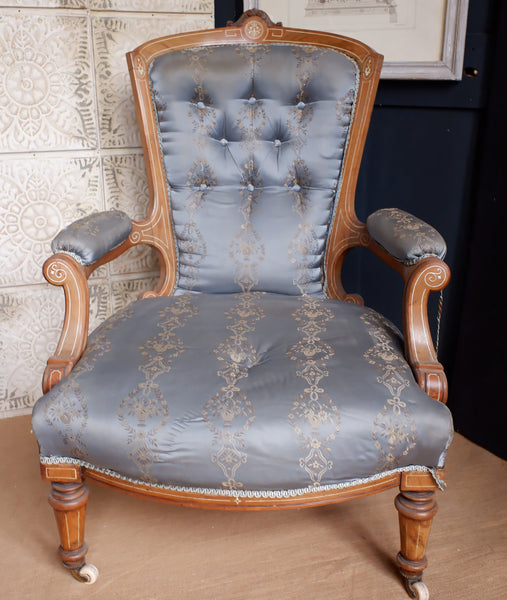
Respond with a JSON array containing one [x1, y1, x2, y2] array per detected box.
[[32, 293, 453, 494]]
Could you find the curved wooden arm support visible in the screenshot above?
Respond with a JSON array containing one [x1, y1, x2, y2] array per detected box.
[[43, 254, 91, 394], [333, 228, 451, 403], [402, 257, 450, 403], [42, 236, 136, 393], [365, 235, 450, 402], [128, 220, 175, 298]]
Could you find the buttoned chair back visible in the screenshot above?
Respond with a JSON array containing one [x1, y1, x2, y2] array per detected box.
[[127, 12, 381, 299]]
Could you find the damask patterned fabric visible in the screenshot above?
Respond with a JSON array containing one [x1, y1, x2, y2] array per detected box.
[[366, 208, 447, 265], [32, 293, 453, 493], [52, 210, 132, 266], [149, 44, 358, 295]]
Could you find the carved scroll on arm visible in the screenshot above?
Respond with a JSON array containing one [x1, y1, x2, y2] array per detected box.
[[402, 257, 451, 403], [42, 254, 91, 393]]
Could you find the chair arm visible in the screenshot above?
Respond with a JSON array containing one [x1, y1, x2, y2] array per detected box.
[[42, 211, 134, 393], [360, 213, 451, 403], [366, 208, 446, 265], [52, 210, 132, 266]]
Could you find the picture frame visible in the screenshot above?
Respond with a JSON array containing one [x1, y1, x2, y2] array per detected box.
[[242, 0, 469, 80]]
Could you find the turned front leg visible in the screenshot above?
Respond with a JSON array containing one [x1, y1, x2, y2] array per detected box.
[[395, 490, 437, 597], [48, 480, 89, 571]]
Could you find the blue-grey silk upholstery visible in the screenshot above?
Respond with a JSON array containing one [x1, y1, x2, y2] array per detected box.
[[32, 293, 453, 492], [52, 211, 132, 266], [32, 40, 453, 497], [367, 208, 447, 265], [149, 44, 358, 295]]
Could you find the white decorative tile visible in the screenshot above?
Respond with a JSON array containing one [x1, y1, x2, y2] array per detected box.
[[89, 0, 213, 11], [0, 283, 110, 415], [92, 13, 214, 149], [0, 3, 215, 418], [0, 14, 97, 152], [0, 1, 87, 7], [102, 152, 159, 274], [111, 276, 160, 313], [0, 157, 103, 286], [103, 153, 149, 220]]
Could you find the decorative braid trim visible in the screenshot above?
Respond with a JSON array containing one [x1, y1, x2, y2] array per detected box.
[[39, 456, 446, 496], [56, 249, 88, 266], [398, 252, 444, 267]]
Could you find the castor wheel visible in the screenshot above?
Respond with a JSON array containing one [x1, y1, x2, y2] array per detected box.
[[404, 579, 429, 600], [70, 563, 99, 584]]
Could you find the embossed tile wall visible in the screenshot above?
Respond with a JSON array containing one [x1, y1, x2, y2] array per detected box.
[[0, 1, 214, 416]]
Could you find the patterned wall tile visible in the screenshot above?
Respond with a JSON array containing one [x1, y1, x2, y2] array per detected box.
[[0, 1, 86, 6], [0, 14, 97, 152], [92, 13, 213, 149], [103, 153, 149, 220], [89, 0, 213, 11], [111, 275, 160, 313], [0, 157, 103, 286], [0, 0, 212, 7], [0, 4, 214, 418], [0, 283, 110, 414], [102, 152, 159, 274]]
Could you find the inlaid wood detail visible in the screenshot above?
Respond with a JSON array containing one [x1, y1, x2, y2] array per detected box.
[[48, 479, 89, 570], [395, 490, 438, 590]]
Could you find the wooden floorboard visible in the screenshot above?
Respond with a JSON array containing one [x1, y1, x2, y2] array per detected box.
[[1, 415, 506, 599]]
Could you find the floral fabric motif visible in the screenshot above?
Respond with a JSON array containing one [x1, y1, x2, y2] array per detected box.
[[203, 292, 265, 490], [118, 295, 198, 482], [288, 296, 341, 486], [43, 306, 134, 460], [361, 311, 417, 471], [367, 208, 446, 264], [229, 47, 270, 292], [385, 209, 444, 250], [171, 48, 218, 289]]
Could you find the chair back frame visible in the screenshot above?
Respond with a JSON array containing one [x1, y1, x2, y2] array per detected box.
[[126, 9, 383, 300]]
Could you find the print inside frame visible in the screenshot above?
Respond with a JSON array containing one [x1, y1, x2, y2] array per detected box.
[[242, 0, 469, 79]]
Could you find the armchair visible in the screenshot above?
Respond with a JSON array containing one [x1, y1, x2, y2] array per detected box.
[[31, 10, 452, 599]]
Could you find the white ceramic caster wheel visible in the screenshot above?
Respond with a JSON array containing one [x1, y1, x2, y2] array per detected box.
[[71, 563, 99, 584], [411, 581, 429, 600]]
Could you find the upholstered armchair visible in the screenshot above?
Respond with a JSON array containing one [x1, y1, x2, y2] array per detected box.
[[31, 10, 452, 599]]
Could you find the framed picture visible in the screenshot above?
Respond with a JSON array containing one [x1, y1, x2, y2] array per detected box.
[[243, 0, 469, 80]]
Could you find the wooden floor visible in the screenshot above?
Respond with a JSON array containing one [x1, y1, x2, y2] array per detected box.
[[1, 415, 506, 600]]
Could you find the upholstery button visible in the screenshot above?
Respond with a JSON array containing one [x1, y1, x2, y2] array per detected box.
[[292, 184, 301, 192], [297, 101, 306, 109], [273, 139, 281, 147], [248, 96, 257, 104], [200, 183, 208, 191], [220, 138, 228, 146], [197, 101, 205, 109], [247, 184, 255, 192]]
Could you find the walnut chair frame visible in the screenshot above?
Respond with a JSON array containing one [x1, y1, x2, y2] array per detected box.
[[34, 11, 451, 599]]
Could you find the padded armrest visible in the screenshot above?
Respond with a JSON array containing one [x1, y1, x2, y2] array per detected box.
[[366, 208, 446, 266], [52, 210, 132, 266]]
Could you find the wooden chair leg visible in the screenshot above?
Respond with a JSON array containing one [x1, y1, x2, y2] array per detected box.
[[48, 480, 98, 583], [395, 490, 438, 599]]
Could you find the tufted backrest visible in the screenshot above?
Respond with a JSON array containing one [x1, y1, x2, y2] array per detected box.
[[127, 12, 382, 298]]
